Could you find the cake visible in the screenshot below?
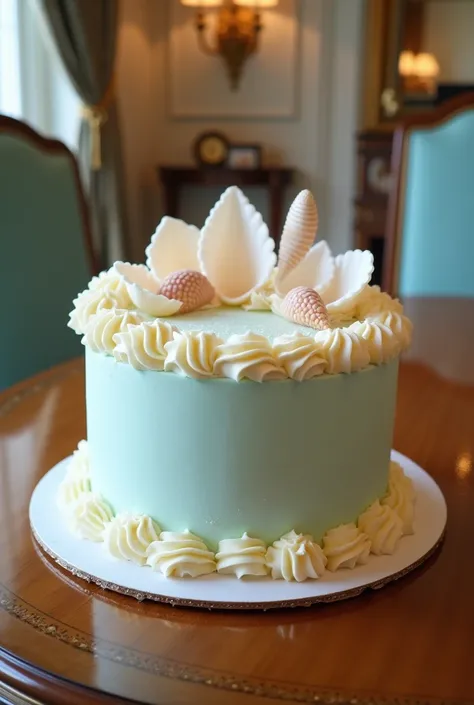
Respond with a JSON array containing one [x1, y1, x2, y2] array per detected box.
[[59, 186, 414, 582]]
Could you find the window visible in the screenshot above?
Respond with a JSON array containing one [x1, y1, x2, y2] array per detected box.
[[0, 0, 80, 149], [0, 0, 22, 117]]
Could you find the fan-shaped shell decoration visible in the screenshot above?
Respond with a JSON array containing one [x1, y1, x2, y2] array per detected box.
[[281, 286, 330, 331], [146, 217, 200, 282], [323, 249, 374, 315], [277, 190, 318, 285], [198, 186, 276, 305], [159, 270, 215, 314]]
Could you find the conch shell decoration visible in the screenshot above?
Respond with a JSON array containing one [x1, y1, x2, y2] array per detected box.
[[198, 186, 276, 305], [273, 189, 374, 318], [159, 270, 215, 314], [275, 189, 318, 289], [280, 287, 330, 331]]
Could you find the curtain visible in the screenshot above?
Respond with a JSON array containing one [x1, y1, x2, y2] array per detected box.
[[41, 0, 128, 267]]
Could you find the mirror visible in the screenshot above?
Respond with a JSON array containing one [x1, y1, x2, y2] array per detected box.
[[380, 0, 474, 121]]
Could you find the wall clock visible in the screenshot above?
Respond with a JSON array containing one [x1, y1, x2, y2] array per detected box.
[[193, 131, 230, 168]]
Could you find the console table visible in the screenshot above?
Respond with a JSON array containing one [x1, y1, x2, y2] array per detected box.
[[158, 167, 294, 247]]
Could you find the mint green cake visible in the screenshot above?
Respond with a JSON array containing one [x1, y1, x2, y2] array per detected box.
[[59, 188, 415, 582]]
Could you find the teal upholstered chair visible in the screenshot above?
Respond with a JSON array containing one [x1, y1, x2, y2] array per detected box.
[[0, 116, 98, 390], [384, 93, 474, 297]]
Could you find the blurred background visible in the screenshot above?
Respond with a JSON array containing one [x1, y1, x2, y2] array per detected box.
[[1, 0, 473, 287]]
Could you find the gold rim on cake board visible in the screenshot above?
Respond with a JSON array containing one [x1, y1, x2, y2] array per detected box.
[[31, 524, 445, 611]]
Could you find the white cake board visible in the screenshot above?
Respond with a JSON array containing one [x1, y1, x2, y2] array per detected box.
[[30, 452, 447, 610]]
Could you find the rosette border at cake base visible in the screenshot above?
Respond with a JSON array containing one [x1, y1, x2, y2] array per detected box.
[[30, 451, 446, 610]]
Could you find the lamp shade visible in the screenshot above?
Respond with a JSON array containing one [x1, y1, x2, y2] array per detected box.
[[234, 0, 279, 6], [414, 53, 440, 79], [180, 0, 223, 6], [398, 50, 415, 77]]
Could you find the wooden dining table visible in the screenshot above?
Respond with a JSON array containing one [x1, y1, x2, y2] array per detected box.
[[0, 297, 473, 705]]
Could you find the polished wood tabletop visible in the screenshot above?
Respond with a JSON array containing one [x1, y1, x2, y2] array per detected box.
[[1, 298, 473, 705]]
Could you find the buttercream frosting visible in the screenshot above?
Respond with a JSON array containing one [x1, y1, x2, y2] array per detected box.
[[67, 493, 114, 541], [348, 319, 400, 365], [382, 461, 416, 534], [314, 329, 370, 374], [103, 514, 161, 565], [358, 500, 404, 555], [89, 268, 131, 297], [214, 332, 286, 382], [69, 269, 132, 335], [216, 533, 268, 578], [82, 309, 144, 354], [57, 441, 91, 507], [265, 530, 327, 581], [113, 320, 177, 370], [322, 523, 371, 571], [273, 333, 326, 381], [146, 530, 216, 577], [374, 311, 413, 350], [70, 280, 411, 380], [164, 331, 223, 378], [243, 290, 273, 311], [356, 286, 403, 319]]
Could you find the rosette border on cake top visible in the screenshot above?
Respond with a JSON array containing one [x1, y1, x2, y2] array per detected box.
[[57, 442, 417, 582], [68, 186, 412, 381]]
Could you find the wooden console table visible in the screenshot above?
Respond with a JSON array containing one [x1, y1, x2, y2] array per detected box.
[[158, 167, 294, 246]]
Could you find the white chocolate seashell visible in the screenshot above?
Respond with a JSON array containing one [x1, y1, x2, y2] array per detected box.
[[276, 189, 318, 285], [323, 249, 374, 315], [159, 269, 215, 314], [280, 286, 330, 331], [275, 240, 335, 297], [114, 262, 182, 317], [146, 217, 200, 282], [198, 186, 276, 305]]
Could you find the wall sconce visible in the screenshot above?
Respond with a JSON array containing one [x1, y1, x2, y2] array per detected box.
[[399, 50, 440, 96], [181, 0, 279, 91]]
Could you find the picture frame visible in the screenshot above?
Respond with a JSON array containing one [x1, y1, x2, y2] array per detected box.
[[227, 145, 262, 170]]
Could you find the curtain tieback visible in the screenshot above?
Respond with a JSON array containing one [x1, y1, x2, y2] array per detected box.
[[81, 77, 116, 171]]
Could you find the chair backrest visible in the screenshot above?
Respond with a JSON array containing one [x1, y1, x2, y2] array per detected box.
[[384, 92, 474, 297], [0, 116, 97, 390]]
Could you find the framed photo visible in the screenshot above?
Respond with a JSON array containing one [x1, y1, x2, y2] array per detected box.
[[227, 145, 262, 170]]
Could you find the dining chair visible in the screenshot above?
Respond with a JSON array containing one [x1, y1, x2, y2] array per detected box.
[[0, 116, 98, 391], [383, 92, 474, 297]]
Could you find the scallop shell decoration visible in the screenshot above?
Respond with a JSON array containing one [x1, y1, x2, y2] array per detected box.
[[281, 286, 330, 331], [146, 216, 200, 282], [323, 249, 374, 316], [159, 270, 215, 314], [276, 190, 318, 288], [198, 186, 276, 305], [114, 262, 182, 317]]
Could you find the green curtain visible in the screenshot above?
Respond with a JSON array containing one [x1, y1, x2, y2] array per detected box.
[[41, 0, 129, 267]]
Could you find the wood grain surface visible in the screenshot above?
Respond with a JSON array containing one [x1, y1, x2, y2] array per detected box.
[[0, 298, 473, 705]]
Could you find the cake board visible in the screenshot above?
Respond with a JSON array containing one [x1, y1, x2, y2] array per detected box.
[[30, 451, 447, 610]]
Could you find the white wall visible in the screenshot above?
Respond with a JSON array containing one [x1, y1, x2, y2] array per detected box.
[[117, 0, 364, 262], [423, 1, 474, 83]]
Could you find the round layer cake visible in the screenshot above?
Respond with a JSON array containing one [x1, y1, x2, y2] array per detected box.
[[85, 311, 399, 548], [60, 187, 414, 581]]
